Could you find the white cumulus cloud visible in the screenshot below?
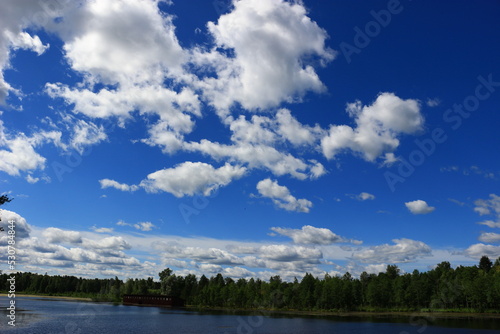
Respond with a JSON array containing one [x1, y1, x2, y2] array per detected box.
[[134, 222, 155, 232], [42, 227, 82, 244], [0, 120, 49, 176], [357, 192, 375, 201], [352, 238, 432, 263], [54, 0, 184, 85], [464, 243, 500, 259], [270, 225, 362, 245], [0, 210, 31, 240], [0, 0, 63, 103], [99, 179, 139, 192], [192, 0, 334, 112], [140, 162, 247, 197], [321, 92, 423, 162], [258, 244, 322, 262], [474, 194, 500, 227], [478, 232, 500, 244], [257, 178, 312, 213], [405, 200, 435, 215]]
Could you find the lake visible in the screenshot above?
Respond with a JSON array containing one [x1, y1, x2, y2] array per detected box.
[[0, 296, 498, 333]]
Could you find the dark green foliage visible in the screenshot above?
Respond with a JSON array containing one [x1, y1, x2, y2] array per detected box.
[[2, 257, 500, 312], [479, 256, 493, 273], [159, 268, 172, 280], [0, 194, 12, 206]]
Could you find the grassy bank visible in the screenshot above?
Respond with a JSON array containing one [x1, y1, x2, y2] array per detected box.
[[0, 293, 93, 302], [186, 305, 500, 319], [2, 293, 500, 320]]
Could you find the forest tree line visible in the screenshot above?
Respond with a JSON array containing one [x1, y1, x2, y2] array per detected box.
[[1, 256, 499, 312]]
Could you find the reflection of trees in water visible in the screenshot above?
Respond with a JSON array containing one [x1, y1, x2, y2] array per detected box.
[[0, 307, 43, 329]]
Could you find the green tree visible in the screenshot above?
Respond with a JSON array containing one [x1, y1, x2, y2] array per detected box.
[[123, 278, 135, 295], [159, 268, 174, 295], [159, 268, 173, 281], [0, 194, 12, 222], [479, 256, 493, 273], [0, 194, 12, 206], [299, 273, 317, 309], [386, 265, 400, 280], [182, 274, 198, 302]]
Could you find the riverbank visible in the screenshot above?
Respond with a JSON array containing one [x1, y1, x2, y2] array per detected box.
[[3, 298, 498, 333], [0, 293, 92, 302], [187, 306, 500, 320], [3, 294, 499, 320]]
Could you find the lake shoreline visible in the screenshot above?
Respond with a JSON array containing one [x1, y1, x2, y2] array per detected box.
[[187, 306, 500, 320], [3, 294, 500, 320], [3, 298, 498, 333], [0, 293, 93, 302]]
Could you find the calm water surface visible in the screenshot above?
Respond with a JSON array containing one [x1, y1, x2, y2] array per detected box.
[[1, 297, 498, 333]]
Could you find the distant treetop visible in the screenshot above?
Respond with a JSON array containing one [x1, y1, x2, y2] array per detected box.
[[0, 194, 12, 206]]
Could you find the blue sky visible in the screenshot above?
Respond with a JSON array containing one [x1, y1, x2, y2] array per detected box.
[[0, 0, 499, 280]]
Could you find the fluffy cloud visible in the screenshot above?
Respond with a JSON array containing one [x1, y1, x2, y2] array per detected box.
[[152, 237, 328, 275], [0, 211, 144, 278], [479, 221, 500, 228], [26, 174, 40, 184], [309, 160, 327, 179], [258, 244, 322, 262], [192, 0, 334, 112], [0, 120, 50, 176], [186, 139, 319, 180], [426, 98, 441, 107], [1, 0, 428, 192], [84, 236, 131, 251], [0, 210, 445, 280], [2, 0, 425, 197], [229, 115, 278, 145], [275, 109, 323, 146], [464, 243, 500, 259], [227, 109, 323, 148], [68, 119, 108, 154], [0, 112, 108, 177], [134, 222, 155, 232], [102, 162, 246, 198], [139, 162, 246, 197], [405, 200, 435, 215], [180, 109, 325, 181], [222, 266, 254, 279], [474, 194, 500, 226], [471, 196, 500, 258], [0, 209, 31, 239], [0, 1, 59, 103], [43, 0, 201, 161], [354, 192, 375, 201], [91, 226, 114, 233], [352, 238, 432, 263], [0, 1, 452, 280], [321, 93, 423, 162], [363, 264, 390, 274], [47, 84, 201, 139], [155, 242, 243, 266], [114, 220, 156, 232], [270, 225, 362, 245], [53, 0, 184, 85], [100, 179, 139, 192], [475, 195, 499, 216], [257, 178, 312, 212], [41, 227, 131, 253], [478, 232, 500, 244], [43, 227, 82, 244]]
